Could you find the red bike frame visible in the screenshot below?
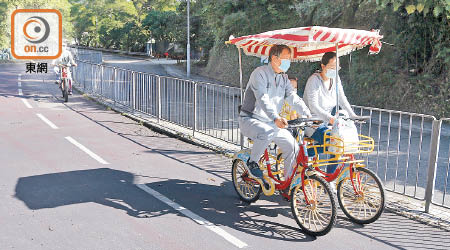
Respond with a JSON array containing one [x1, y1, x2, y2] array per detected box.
[[242, 134, 359, 203], [311, 154, 361, 194], [60, 66, 72, 91], [261, 140, 314, 203]]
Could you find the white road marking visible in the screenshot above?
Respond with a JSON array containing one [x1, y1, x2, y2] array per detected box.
[[136, 184, 248, 249], [21, 98, 32, 108], [18, 82, 21, 87], [18, 89, 33, 108], [36, 113, 58, 129], [18, 74, 21, 80], [65, 136, 109, 164]]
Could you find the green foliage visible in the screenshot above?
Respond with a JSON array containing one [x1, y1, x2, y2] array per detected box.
[[142, 10, 177, 42], [0, 0, 447, 115], [378, 0, 450, 17]]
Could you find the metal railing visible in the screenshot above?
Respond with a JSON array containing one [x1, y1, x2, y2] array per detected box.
[[72, 59, 450, 212], [0, 52, 10, 60], [72, 60, 243, 146], [434, 118, 450, 209], [352, 106, 450, 210], [70, 47, 103, 64]]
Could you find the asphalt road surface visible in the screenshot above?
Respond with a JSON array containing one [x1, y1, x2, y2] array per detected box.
[[1, 62, 450, 249]]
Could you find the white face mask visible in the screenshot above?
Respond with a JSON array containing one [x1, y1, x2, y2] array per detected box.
[[325, 69, 337, 79]]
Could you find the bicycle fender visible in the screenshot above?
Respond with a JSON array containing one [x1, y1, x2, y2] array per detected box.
[[289, 171, 324, 192], [336, 167, 350, 184], [233, 149, 251, 163]]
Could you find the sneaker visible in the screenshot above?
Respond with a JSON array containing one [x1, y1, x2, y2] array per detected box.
[[246, 160, 270, 190], [247, 160, 263, 179], [68, 91, 73, 95], [55, 80, 59, 84]]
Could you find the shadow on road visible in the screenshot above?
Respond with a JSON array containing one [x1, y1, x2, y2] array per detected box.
[[14, 168, 314, 242], [14, 168, 450, 248]]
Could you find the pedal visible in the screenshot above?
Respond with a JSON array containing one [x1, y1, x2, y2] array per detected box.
[[259, 176, 275, 196]]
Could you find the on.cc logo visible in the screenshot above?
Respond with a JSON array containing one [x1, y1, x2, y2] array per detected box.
[[23, 16, 50, 44], [11, 9, 62, 60]]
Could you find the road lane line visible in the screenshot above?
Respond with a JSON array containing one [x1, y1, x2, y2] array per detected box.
[[65, 136, 109, 164], [21, 99, 32, 108], [18, 89, 33, 108], [18, 81, 21, 87], [36, 113, 58, 129], [136, 184, 248, 249]]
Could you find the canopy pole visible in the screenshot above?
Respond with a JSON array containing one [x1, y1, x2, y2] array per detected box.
[[335, 43, 339, 117], [238, 47, 243, 104], [238, 47, 244, 149]]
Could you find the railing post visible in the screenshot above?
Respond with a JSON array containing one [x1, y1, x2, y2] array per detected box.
[[113, 67, 117, 106], [157, 76, 161, 123], [193, 82, 197, 137], [100, 65, 103, 98], [90, 64, 94, 93], [239, 93, 244, 149], [132, 71, 136, 113], [425, 119, 442, 212], [83, 63, 86, 91]]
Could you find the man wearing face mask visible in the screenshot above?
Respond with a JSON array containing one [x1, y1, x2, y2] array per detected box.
[[303, 52, 357, 173], [239, 44, 311, 187]]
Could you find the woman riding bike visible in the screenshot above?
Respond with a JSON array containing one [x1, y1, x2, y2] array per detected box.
[[303, 52, 358, 174]]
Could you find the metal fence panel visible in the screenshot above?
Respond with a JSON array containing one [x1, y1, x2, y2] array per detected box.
[[70, 47, 103, 64], [352, 106, 436, 200], [433, 118, 450, 208], [195, 82, 241, 145]]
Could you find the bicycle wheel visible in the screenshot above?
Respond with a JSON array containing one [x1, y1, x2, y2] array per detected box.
[[232, 159, 261, 203], [291, 175, 337, 236], [63, 79, 68, 102], [60, 79, 64, 96], [337, 167, 385, 224]]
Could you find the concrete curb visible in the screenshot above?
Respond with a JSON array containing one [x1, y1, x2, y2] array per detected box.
[[72, 86, 236, 159]]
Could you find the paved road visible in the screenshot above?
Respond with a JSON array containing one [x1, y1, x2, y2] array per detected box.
[[101, 52, 221, 84], [2, 63, 450, 249]]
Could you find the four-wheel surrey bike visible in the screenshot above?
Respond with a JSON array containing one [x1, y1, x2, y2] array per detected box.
[[232, 118, 338, 236], [227, 26, 386, 236]]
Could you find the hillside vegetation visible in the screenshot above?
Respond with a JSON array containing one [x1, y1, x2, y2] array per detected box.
[[0, 0, 448, 116]]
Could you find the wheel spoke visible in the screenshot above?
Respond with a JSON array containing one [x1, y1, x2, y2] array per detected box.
[[303, 208, 309, 226], [308, 209, 313, 230], [314, 210, 327, 227], [312, 211, 319, 231], [316, 184, 328, 204]]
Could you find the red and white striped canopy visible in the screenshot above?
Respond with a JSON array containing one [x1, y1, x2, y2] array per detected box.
[[227, 26, 383, 62]]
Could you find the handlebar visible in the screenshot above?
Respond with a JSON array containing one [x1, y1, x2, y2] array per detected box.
[[340, 116, 371, 123], [287, 117, 324, 129]]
